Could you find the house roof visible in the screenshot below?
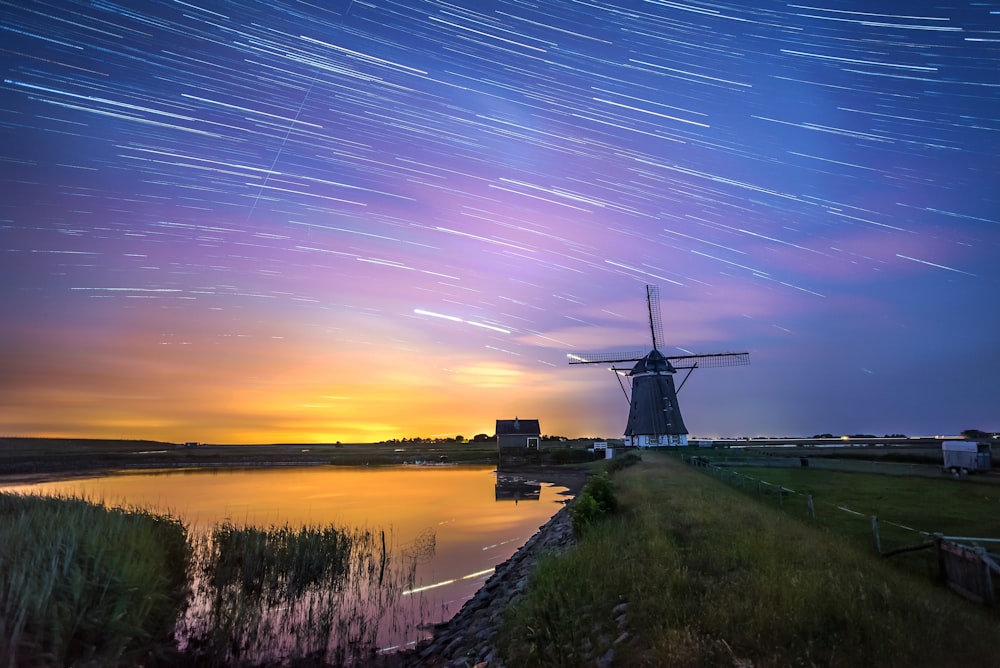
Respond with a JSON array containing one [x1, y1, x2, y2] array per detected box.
[[495, 418, 541, 436]]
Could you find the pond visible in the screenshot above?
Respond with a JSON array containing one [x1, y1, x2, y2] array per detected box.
[[1, 464, 570, 653]]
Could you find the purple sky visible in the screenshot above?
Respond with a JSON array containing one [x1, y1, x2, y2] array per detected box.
[[2, 1, 998, 443]]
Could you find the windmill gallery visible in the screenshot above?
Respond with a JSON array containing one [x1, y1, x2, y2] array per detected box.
[[569, 285, 749, 447]]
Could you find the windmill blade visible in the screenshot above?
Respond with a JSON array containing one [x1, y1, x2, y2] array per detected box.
[[667, 352, 750, 369], [567, 351, 646, 364], [646, 285, 665, 352]]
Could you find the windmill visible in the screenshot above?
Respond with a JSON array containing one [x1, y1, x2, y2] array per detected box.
[[568, 285, 749, 447]]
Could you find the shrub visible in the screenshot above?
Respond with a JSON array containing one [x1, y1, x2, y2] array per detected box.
[[569, 473, 618, 536]]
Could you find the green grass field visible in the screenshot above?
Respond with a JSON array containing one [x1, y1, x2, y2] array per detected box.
[[499, 452, 1000, 667]]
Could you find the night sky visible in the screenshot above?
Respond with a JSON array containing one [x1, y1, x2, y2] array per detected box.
[[2, 1, 998, 444]]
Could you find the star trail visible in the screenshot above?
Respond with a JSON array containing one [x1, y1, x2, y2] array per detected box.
[[1, 1, 997, 443]]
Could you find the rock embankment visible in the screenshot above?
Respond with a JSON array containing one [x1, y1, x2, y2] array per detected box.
[[397, 506, 576, 668]]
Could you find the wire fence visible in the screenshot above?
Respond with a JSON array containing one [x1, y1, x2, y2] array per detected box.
[[683, 454, 1000, 605]]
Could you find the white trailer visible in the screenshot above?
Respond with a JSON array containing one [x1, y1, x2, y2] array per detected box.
[[942, 441, 992, 473]]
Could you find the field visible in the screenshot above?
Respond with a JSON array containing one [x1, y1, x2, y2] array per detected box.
[[0, 437, 610, 482], [680, 445, 1000, 537]]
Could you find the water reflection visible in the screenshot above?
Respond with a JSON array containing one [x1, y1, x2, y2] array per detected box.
[[1, 465, 569, 650], [495, 474, 542, 502]]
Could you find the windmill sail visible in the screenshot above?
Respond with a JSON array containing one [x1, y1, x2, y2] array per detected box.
[[568, 285, 749, 447]]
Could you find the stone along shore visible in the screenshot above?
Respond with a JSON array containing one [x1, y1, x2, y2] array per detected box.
[[397, 505, 576, 668]]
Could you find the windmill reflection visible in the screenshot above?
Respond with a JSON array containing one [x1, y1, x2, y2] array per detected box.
[[494, 474, 541, 503]]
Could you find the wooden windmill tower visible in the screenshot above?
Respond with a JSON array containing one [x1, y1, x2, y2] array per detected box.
[[568, 285, 749, 447]]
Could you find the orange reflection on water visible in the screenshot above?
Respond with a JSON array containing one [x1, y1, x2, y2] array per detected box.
[[2, 464, 569, 644]]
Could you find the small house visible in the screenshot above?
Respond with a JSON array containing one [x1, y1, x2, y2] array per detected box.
[[496, 418, 541, 450]]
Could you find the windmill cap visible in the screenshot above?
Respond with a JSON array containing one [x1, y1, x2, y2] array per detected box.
[[630, 349, 676, 375]]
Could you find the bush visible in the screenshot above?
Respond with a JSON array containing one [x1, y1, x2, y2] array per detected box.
[[569, 473, 618, 536]]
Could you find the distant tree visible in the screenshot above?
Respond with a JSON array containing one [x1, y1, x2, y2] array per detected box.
[[473, 433, 491, 442], [812, 433, 835, 439], [455, 435, 465, 443], [962, 429, 989, 439]]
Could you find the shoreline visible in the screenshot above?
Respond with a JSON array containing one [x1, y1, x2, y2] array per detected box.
[[0, 461, 591, 494], [392, 503, 577, 667]]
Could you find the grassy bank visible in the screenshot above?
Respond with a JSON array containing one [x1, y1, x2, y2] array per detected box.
[[0, 494, 189, 666], [498, 452, 1000, 667]]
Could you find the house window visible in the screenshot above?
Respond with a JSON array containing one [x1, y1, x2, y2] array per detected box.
[[527, 437, 539, 449]]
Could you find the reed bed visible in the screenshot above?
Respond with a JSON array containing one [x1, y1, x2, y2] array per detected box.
[[1, 491, 433, 667], [0, 493, 189, 667], [178, 522, 432, 666]]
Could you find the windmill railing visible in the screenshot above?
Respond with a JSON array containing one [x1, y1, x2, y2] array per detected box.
[[568, 351, 749, 367], [567, 351, 646, 364], [670, 352, 750, 369]]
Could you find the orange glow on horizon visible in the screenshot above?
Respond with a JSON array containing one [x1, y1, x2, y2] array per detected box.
[[1, 312, 618, 443]]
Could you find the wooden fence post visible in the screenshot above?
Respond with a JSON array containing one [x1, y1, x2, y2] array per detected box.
[[807, 494, 815, 519], [777, 486, 783, 506], [871, 515, 881, 554], [975, 547, 996, 606]]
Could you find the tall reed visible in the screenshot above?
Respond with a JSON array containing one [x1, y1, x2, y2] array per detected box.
[[0, 493, 189, 667], [179, 521, 432, 666]]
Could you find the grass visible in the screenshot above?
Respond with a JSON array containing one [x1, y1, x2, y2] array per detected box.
[[688, 456, 1000, 577], [498, 452, 1000, 667], [0, 493, 189, 667], [725, 465, 1000, 538]]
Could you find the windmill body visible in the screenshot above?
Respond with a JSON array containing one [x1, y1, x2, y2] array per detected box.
[[568, 286, 749, 447], [624, 349, 688, 446]]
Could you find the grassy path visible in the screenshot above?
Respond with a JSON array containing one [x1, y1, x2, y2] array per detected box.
[[499, 452, 1000, 667]]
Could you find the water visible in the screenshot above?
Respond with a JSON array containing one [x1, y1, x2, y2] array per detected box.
[[1, 464, 569, 651]]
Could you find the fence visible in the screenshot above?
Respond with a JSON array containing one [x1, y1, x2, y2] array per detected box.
[[683, 454, 1000, 606]]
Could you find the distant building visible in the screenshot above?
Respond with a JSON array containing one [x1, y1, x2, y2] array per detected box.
[[496, 417, 541, 450]]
